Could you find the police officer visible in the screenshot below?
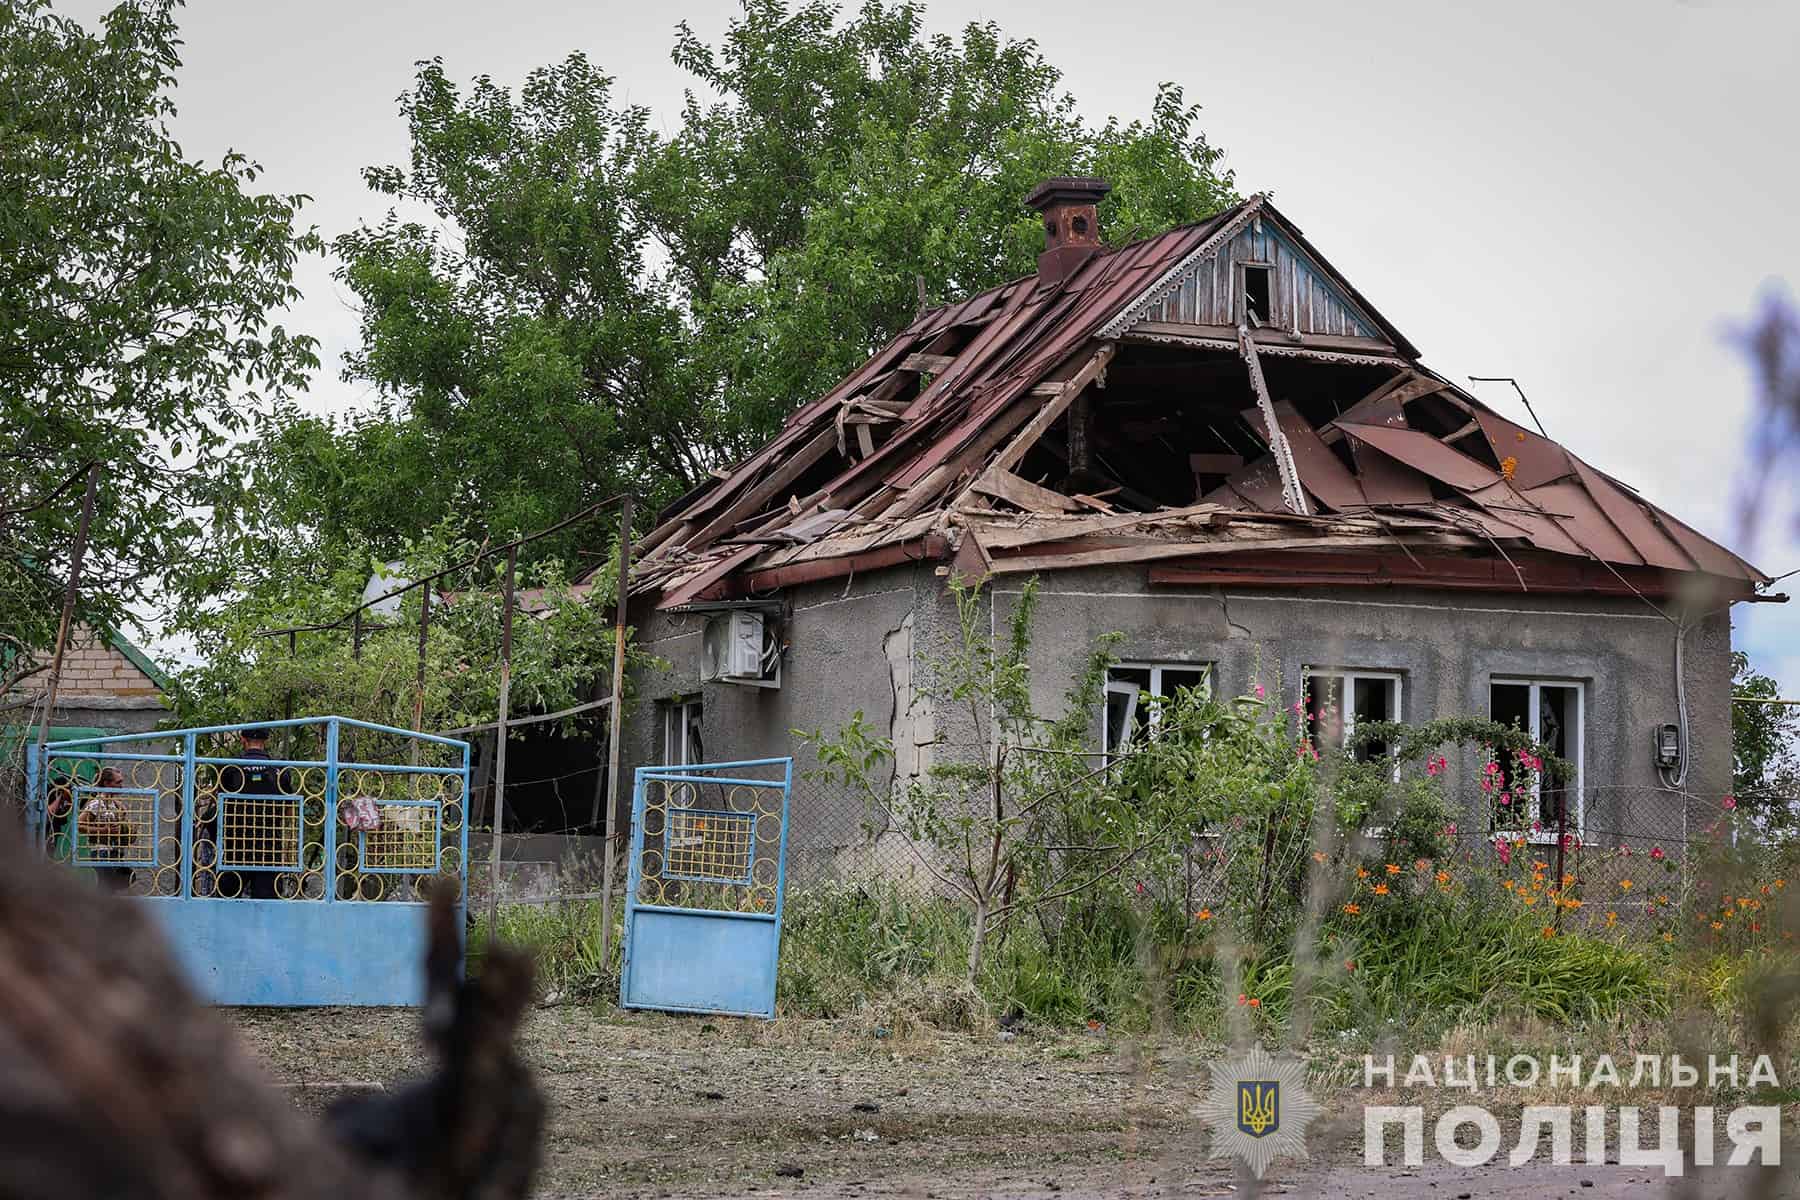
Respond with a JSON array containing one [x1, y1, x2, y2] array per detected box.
[[221, 727, 298, 899]]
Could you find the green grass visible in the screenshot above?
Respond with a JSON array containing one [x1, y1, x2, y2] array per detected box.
[[470, 880, 1679, 1041]]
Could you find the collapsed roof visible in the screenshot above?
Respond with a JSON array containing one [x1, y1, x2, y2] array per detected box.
[[632, 187, 1768, 608]]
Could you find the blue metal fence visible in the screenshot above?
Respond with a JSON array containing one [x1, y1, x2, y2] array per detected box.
[[28, 716, 471, 1005], [620, 758, 792, 1019]]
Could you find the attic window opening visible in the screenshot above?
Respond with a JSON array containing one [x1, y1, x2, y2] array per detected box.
[[1243, 264, 1272, 324]]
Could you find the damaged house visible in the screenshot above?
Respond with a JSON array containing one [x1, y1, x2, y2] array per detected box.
[[617, 179, 1773, 872]]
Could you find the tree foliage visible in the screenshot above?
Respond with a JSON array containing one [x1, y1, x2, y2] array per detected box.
[[0, 0, 319, 683], [230, 0, 1238, 584], [170, 531, 635, 740], [1731, 650, 1800, 820]]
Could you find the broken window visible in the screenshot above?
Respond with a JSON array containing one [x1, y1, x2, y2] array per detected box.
[[1242, 264, 1272, 324], [1302, 669, 1401, 761], [661, 698, 704, 767], [1490, 679, 1583, 839], [1103, 663, 1211, 758]]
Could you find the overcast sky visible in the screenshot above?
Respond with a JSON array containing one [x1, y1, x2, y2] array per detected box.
[[64, 0, 1800, 687]]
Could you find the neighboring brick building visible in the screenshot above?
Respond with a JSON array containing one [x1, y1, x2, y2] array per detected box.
[[6, 626, 169, 741]]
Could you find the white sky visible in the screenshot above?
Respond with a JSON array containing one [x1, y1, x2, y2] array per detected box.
[[65, 0, 1800, 688]]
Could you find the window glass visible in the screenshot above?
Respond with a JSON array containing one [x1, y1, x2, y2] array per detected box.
[[662, 699, 703, 767], [1102, 664, 1210, 757], [1489, 679, 1583, 838], [1303, 669, 1399, 762]]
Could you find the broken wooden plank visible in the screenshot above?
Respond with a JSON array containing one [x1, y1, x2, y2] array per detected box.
[[681, 425, 839, 552], [988, 343, 1118, 478], [1237, 327, 1310, 516], [971, 467, 1084, 513], [900, 352, 957, 374], [890, 342, 1118, 521]]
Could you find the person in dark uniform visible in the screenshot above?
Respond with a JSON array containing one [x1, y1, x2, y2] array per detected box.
[[220, 727, 298, 899]]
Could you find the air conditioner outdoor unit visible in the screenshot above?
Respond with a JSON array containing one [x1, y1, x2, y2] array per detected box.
[[700, 610, 781, 688]]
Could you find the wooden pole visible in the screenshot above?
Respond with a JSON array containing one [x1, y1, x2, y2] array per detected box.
[[283, 630, 296, 722], [32, 465, 100, 774], [596, 496, 633, 976], [411, 586, 432, 765], [484, 547, 517, 937]]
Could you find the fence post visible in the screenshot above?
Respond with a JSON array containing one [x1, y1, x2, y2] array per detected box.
[[597, 494, 633, 975], [484, 546, 517, 937], [460, 740, 472, 919], [179, 733, 197, 898], [324, 719, 341, 902], [31, 463, 100, 777], [24, 743, 41, 849]]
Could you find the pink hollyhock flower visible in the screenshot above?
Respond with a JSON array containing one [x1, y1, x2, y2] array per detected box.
[[1444, 823, 1458, 837], [1498, 792, 1510, 806], [1531, 821, 1542, 832], [1723, 796, 1738, 811], [1254, 683, 1265, 698], [1650, 846, 1665, 861]]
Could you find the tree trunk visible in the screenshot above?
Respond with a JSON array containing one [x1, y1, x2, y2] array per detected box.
[[966, 893, 989, 985]]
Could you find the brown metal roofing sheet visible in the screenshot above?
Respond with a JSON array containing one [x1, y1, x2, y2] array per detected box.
[[1252, 401, 1366, 511], [1569, 459, 1698, 572], [1650, 506, 1761, 580], [1520, 480, 1647, 566], [1462, 481, 1589, 557], [1345, 439, 1436, 505], [1473, 410, 1574, 490], [1333, 421, 1500, 492]]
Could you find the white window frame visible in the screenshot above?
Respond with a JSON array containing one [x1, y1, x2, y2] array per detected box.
[[1490, 677, 1585, 843], [1102, 662, 1212, 757], [1300, 667, 1403, 759], [661, 697, 703, 767]]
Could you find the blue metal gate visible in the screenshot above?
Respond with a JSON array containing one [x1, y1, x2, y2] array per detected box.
[[620, 758, 791, 1018], [28, 716, 470, 1006]]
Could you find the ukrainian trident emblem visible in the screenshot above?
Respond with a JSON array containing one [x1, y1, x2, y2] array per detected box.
[[1195, 1045, 1320, 1178], [1236, 1080, 1279, 1138]]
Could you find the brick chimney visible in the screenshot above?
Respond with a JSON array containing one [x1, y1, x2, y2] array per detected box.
[[1024, 176, 1111, 288]]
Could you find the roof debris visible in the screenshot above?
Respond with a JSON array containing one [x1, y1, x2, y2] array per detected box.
[[630, 193, 1768, 608]]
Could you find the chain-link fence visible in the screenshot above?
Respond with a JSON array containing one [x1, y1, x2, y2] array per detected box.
[[770, 773, 1757, 936]]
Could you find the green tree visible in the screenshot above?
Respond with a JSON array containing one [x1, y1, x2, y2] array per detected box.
[[171, 530, 633, 741], [0, 0, 319, 689], [231, 0, 1237, 586], [1731, 650, 1800, 820]]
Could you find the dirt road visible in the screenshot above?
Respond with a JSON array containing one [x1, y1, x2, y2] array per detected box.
[[234, 1007, 1791, 1199]]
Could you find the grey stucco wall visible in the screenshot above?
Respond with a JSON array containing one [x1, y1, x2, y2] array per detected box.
[[622, 563, 1737, 861], [623, 566, 937, 876], [990, 569, 1733, 842]]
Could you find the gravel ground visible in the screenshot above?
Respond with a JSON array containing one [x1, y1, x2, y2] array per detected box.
[[231, 1007, 1795, 1199]]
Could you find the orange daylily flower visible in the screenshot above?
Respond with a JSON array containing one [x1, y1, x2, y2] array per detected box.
[[1195, 908, 1214, 921], [1372, 883, 1391, 896], [1385, 863, 1402, 876], [1342, 902, 1362, 915]]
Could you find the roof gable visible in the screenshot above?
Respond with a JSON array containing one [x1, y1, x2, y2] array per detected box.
[[1097, 198, 1416, 356]]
